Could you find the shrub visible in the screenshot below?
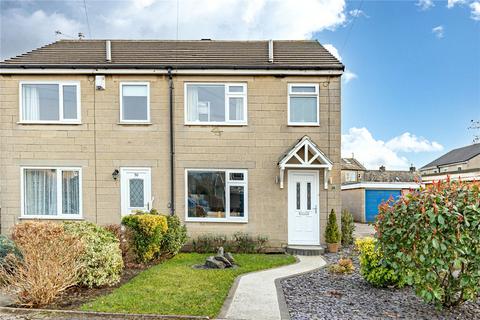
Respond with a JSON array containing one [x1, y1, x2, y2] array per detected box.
[[341, 209, 355, 246], [192, 234, 228, 253], [104, 224, 136, 266], [325, 209, 341, 244], [191, 233, 269, 253], [161, 215, 188, 257], [0, 222, 84, 307], [122, 213, 168, 263], [329, 258, 355, 274], [63, 222, 123, 288], [376, 180, 480, 307], [0, 235, 21, 268], [355, 237, 402, 287]]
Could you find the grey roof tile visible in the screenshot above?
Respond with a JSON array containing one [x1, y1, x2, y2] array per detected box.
[[421, 143, 480, 169]]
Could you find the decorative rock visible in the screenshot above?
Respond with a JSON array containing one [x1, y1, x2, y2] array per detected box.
[[217, 246, 224, 256], [225, 252, 236, 265], [205, 256, 225, 269], [214, 255, 233, 268]]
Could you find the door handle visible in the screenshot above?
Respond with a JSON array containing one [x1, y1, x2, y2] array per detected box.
[[314, 205, 318, 214]]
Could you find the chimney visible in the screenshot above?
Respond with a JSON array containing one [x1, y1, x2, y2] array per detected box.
[[268, 40, 274, 63], [409, 165, 416, 172], [105, 40, 112, 62], [379, 165, 386, 172]]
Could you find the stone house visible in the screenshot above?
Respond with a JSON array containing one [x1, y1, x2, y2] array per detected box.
[[0, 39, 343, 249], [341, 157, 366, 184]]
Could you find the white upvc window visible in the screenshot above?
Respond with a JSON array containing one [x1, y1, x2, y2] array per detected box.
[[21, 167, 82, 219], [120, 82, 150, 123], [185, 83, 247, 125], [185, 169, 248, 222], [19, 81, 81, 123], [288, 83, 319, 126], [345, 171, 357, 182]]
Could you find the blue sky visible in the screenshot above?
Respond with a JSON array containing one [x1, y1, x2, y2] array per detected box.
[[1, 0, 479, 169]]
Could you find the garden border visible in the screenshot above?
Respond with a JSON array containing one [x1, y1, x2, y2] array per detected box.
[[0, 306, 209, 320]]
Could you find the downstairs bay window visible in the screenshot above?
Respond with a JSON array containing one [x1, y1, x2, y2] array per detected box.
[[185, 83, 247, 125], [186, 169, 248, 222], [21, 167, 82, 219]]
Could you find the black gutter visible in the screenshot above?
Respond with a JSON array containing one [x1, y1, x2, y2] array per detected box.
[[0, 63, 345, 71], [168, 67, 175, 216]]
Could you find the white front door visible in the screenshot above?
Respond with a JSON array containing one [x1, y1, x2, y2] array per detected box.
[[121, 167, 152, 216], [288, 171, 319, 245]]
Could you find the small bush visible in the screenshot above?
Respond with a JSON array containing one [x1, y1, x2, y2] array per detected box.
[[0, 222, 84, 307], [161, 215, 188, 257], [63, 222, 123, 288], [104, 224, 136, 266], [376, 180, 480, 307], [122, 213, 168, 263], [191, 233, 269, 253], [341, 209, 355, 246], [0, 235, 21, 268], [325, 209, 341, 244], [192, 234, 228, 253], [329, 258, 355, 274], [355, 237, 402, 287]]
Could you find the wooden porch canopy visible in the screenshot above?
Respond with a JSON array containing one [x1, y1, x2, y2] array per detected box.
[[278, 136, 333, 189]]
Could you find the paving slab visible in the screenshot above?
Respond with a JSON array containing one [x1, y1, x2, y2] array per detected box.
[[219, 255, 326, 320], [354, 223, 375, 238]]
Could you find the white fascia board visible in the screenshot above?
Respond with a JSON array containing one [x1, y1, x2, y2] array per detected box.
[[341, 182, 421, 190], [0, 68, 344, 76]]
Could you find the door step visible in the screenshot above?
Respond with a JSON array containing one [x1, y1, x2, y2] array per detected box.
[[286, 245, 325, 256]]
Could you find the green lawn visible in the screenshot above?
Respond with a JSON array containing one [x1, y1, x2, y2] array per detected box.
[[81, 253, 296, 318]]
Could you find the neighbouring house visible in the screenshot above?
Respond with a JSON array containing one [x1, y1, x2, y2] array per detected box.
[[420, 143, 480, 183], [0, 39, 343, 249], [341, 157, 366, 184], [341, 164, 420, 223]]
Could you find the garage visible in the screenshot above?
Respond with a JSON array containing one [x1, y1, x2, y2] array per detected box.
[[365, 189, 401, 222], [341, 182, 420, 223]]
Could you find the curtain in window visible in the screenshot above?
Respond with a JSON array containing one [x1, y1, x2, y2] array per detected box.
[[24, 169, 57, 215], [22, 85, 40, 121], [62, 171, 79, 214], [187, 86, 199, 122]]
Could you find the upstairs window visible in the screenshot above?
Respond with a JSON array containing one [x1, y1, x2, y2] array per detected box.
[[185, 83, 247, 125], [288, 83, 319, 126], [20, 82, 80, 123], [120, 82, 150, 123]]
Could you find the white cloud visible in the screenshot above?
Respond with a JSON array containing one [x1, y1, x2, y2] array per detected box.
[[416, 0, 434, 10], [432, 25, 444, 38], [343, 70, 357, 83], [1, 0, 347, 60], [447, 0, 465, 8], [349, 9, 368, 18], [323, 43, 342, 61], [471, 1, 480, 20], [385, 132, 443, 153], [342, 128, 443, 170]]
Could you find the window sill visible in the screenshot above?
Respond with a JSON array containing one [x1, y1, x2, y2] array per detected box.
[[17, 121, 82, 125], [184, 122, 248, 126], [117, 122, 152, 125], [19, 216, 84, 220], [287, 123, 320, 127], [185, 218, 248, 223]]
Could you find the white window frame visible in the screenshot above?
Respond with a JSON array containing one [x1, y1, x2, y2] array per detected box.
[[20, 166, 83, 219], [119, 82, 151, 124], [287, 83, 320, 126], [184, 82, 248, 125], [120, 167, 152, 216], [185, 169, 248, 223], [345, 171, 357, 182], [19, 81, 81, 124]]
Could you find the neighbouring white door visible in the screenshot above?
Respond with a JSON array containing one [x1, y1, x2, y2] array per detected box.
[[121, 167, 152, 216], [288, 171, 319, 245]]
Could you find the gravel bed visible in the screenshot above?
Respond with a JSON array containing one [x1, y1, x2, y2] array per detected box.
[[281, 248, 480, 320]]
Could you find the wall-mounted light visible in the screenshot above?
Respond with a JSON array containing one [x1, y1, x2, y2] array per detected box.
[[112, 169, 119, 181]]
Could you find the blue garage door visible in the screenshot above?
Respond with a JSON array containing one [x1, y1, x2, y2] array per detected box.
[[365, 190, 402, 222]]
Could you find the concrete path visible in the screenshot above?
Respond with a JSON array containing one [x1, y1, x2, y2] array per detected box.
[[354, 222, 375, 238], [219, 255, 326, 320]]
